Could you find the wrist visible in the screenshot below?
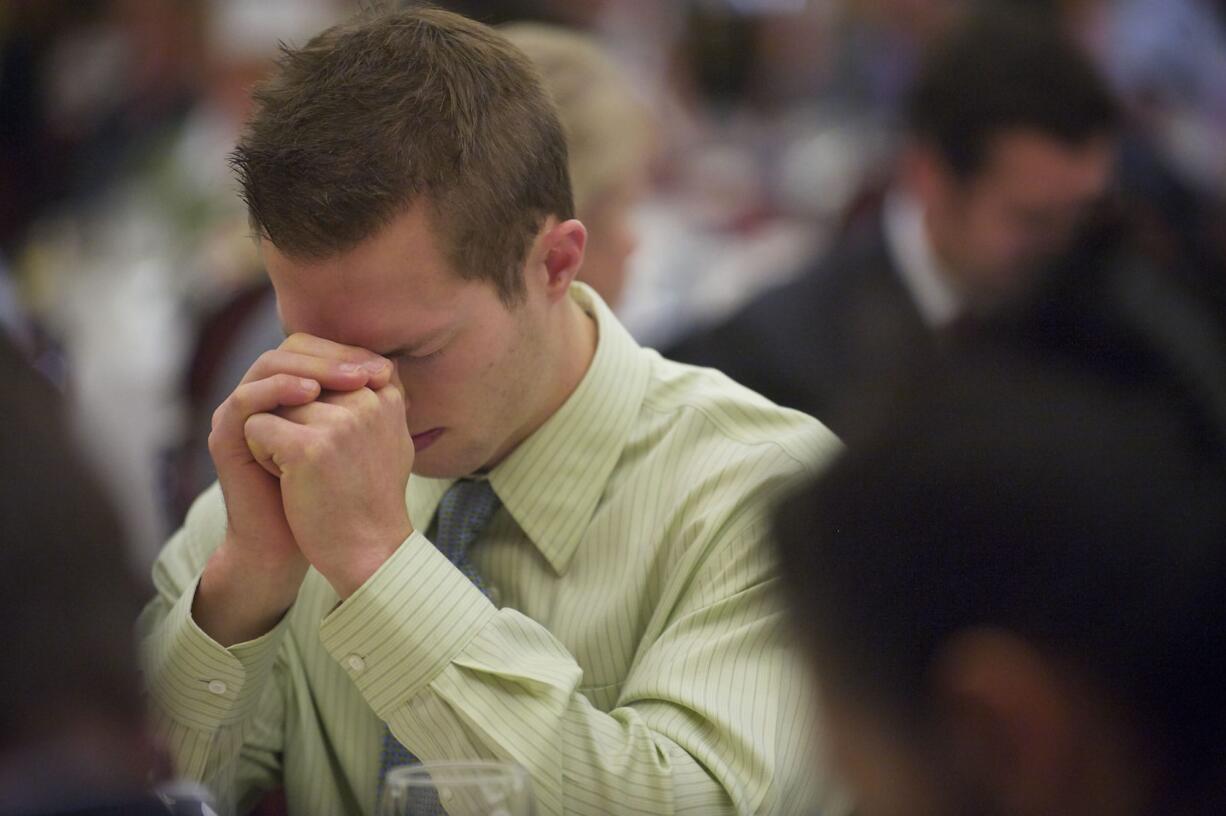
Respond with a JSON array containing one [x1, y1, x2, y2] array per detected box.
[[194, 536, 308, 646], [320, 523, 413, 601]]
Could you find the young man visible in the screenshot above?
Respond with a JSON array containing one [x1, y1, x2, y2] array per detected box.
[[138, 8, 839, 815], [773, 249, 1226, 815], [668, 8, 1119, 431]]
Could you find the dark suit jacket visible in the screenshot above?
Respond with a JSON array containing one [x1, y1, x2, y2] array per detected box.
[[666, 213, 937, 434]]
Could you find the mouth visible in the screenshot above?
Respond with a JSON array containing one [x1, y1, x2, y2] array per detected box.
[[410, 428, 444, 452]]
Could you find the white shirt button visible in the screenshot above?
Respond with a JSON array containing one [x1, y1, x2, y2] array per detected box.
[[207, 680, 227, 695], [346, 654, 367, 673]]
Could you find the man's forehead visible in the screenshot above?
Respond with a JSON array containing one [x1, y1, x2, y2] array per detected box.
[[275, 299, 450, 351], [261, 213, 485, 352], [273, 268, 468, 354]]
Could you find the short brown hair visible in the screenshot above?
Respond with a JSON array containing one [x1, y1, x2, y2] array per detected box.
[[231, 6, 574, 303]]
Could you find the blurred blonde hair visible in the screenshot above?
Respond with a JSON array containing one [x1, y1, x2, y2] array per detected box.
[[502, 23, 653, 216]]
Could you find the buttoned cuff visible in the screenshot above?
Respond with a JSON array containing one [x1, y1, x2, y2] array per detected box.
[[318, 530, 496, 720], [143, 575, 290, 731]]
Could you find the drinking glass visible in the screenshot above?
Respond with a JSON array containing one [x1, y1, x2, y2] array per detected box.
[[378, 761, 535, 816]]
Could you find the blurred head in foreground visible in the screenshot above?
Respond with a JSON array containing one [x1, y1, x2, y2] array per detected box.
[[502, 23, 653, 310], [900, 6, 1120, 310], [775, 242, 1226, 816], [0, 336, 154, 812]]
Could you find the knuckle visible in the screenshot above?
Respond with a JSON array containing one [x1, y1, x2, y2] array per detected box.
[[228, 387, 254, 417], [249, 351, 281, 380], [206, 427, 223, 457], [274, 372, 300, 392], [338, 404, 364, 432], [379, 385, 404, 410], [338, 388, 376, 415], [302, 432, 331, 463], [210, 403, 227, 433]]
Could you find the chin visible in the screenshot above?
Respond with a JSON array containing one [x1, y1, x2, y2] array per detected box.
[[411, 442, 490, 480], [411, 457, 466, 480]]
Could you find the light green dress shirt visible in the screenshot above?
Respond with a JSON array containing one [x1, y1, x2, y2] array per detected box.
[[138, 284, 842, 816]]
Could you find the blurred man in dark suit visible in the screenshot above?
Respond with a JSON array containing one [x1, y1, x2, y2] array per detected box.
[[772, 227, 1226, 816], [667, 8, 1119, 432]]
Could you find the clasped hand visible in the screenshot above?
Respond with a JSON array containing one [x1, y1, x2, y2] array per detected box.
[[209, 333, 415, 602]]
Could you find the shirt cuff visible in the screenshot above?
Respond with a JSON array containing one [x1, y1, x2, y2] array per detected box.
[[318, 530, 497, 720], [143, 574, 290, 731]]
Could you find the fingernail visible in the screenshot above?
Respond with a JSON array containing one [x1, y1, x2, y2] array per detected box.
[[299, 378, 317, 392], [339, 362, 361, 374], [362, 359, 389, 374]]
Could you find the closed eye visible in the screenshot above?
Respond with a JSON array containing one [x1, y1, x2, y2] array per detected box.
[[380, 330, 453, 363], [408, 346, 444, 363]]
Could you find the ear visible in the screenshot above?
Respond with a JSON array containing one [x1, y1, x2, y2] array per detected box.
[[528, 218, 587, 302], [932, 629, 1084, 815]]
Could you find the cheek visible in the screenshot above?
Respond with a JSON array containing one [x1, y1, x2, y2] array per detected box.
[[438, 320, 527, 407], [402, 306, 540, 437], [396, 352, 477, 418], [965, 201, 1017, 257]]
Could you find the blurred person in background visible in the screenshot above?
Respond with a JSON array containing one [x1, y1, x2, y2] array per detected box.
[[502, 22, 654, 310], [772, 228, 1226, 816], [437, 0, 603, 28], [0, 2, 124, 375], [140, 7, 839, 815], [1069, 0, 1226, 306], [667, 6, 1119, 432], [15, 0, 343, 564], [1089, 0, 1226, 197], [0, 332, 214, 816], [7, 0, 210, 563]]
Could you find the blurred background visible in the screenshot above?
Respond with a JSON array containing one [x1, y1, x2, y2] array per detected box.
[[2, 0, 1223, 566]]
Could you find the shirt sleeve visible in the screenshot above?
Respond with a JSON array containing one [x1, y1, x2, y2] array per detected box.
[[318, 508, 822, 815], [136, 484, 292, 814]]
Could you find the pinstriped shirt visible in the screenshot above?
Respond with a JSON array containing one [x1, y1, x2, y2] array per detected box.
[[138, 284, 842, 816]]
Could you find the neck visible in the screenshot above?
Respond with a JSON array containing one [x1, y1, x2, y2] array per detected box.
[[541, 293, 599, 422], [485, 291, 598, 470]]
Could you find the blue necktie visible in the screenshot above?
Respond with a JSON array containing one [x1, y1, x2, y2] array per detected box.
[[377, 479, 501, 802]]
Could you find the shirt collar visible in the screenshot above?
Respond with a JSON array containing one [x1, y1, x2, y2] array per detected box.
[[406, 282, 652, 575], [883, 190, 964, 329]]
